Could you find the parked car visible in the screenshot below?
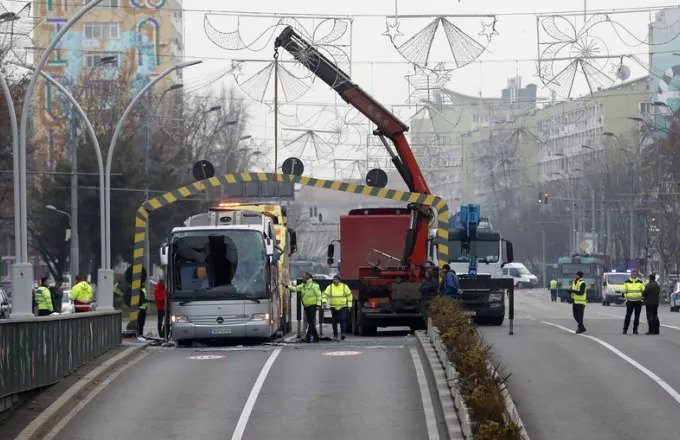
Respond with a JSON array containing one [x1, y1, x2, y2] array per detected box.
[[61, 289, 74, 314], [602, 272, 628, 306], [670, 283, 680, 312], [502, 263, 538, 288], [0, 288, 10, 318]]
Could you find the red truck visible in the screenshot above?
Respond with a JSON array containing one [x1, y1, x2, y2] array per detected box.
[[276, 27, 437, 335]]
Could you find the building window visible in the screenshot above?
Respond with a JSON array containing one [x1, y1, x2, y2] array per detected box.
[[84, 22, 120, 39], [85, 52, 119, 68], [85, 0, 120, 7]]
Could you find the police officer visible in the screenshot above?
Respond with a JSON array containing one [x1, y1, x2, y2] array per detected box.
[[549, 278, 558, 302], [70, 275, 93, 312], [622, 270, 645, 334], [570, 271, 587, 334], [34, 276, 54, 316], [322, 275, 352, 340], [137, 285, 149, 338], [288, 272, 321, 342]]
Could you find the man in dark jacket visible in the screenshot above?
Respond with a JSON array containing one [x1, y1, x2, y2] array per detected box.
[[642, 273, 661, 335], [50, 279, 64, 313], [420, 267, 438, 322], [439, 264, 460, 299]]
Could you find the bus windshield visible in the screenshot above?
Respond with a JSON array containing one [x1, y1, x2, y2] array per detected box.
[[171, 230, 268, 300], [561, 264, 592, 276]]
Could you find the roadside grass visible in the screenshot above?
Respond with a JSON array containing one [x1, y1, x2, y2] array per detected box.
[[430, 296, 522, 440]]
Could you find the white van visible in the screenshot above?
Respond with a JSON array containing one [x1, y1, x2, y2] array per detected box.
[[502, 263, 538, 288]]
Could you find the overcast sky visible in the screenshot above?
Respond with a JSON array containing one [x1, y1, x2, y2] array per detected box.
[[180, 0, 679, 178]]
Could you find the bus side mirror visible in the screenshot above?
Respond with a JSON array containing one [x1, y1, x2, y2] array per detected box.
[[265, 238, 275, 256], [289, 229, 298, 255], [160, 244, 169, 266]]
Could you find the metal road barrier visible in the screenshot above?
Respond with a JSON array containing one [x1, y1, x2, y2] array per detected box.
[[127, 172, 451, 330], [0, 311, 122, 412]]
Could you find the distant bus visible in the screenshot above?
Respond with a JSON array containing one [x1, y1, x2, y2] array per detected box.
[[556, 255, 606, 303]]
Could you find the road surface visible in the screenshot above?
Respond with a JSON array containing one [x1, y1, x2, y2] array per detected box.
[[53, 329, 451, 440], [480, 288, 680, 440]]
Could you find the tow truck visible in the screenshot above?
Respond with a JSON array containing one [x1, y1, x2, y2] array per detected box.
[[445, 204, 514, 325], [276, 27, 435, 335]]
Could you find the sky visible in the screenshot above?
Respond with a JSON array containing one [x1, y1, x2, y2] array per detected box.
[[177, 0, 680, 178]]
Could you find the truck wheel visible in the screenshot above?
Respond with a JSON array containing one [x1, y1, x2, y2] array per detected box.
[[360, 324, 377, 336], [352, 303, 360, 335]]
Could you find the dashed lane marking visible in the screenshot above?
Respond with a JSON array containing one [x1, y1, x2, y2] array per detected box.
[[322, 351, 362, 356], [541, 321, 680, 405]]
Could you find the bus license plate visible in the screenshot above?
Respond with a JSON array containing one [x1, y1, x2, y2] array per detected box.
[[211, 328, 232, 335], [463, 311, 476, 316]]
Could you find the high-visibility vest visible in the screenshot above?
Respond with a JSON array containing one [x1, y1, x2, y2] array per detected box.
[[139, 288, 149, 310], [549, 280, 558, 289], [623, 278, 644, 302], [35, 286, 54, 312], [322, 283, 352, 309], [571, 279, 587, 305], [291, 280, 321, 307], [70, 281, 93, 303]]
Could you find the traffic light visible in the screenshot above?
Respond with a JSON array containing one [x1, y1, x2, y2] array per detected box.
[[538, 192, 543, 204], [543, 192, 549, 204]]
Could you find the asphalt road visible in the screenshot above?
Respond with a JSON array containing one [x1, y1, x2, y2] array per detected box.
[[53, 329, 450, 440], [480, 289, 680, 440]]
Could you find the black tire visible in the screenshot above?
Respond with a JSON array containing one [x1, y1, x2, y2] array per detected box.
[[352, 302, 360, 335], [516, 282, 524, 289], [360, 324, 377, 336]]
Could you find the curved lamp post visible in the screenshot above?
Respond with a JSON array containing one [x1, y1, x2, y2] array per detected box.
[[11, 0, 102, 317], [99, 60, 201, 312]]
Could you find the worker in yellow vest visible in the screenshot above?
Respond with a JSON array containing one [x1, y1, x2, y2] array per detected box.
[[70, 275, 93, 312], [287, 272, 321, 343], [549, 278, 558, 302], [622, 270, 645, 335], [570, 271, 587, 334], [34, 276, 54, 316], [322, 274, 352, 340]]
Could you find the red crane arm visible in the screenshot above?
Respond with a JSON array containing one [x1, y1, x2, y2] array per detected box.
[[275, 26, 430, 195]]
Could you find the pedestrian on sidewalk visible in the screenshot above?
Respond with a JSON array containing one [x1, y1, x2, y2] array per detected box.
[[570, 271, 587, 334], [622, 270, 644, 335], [322, 274, 352, 340], [154, 279, 168, 338], [642, 273, 660, 335], [420, 266, 438, 321], [288, 272, 321, 342], [549, 278, 558, 302], [34, 276, 54, 316], [50, 278, 64, 313], [70, 275, 93, 312]]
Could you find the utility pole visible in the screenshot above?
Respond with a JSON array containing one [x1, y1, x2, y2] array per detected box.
[[571, 202, 576, 254], [143, 83, 151, 291], [606, 208, 612, 257], [541, 228, 547, 288], [629, 161, 634, 261], [68, 106, 79, 278], [591, 189, 596, 251]]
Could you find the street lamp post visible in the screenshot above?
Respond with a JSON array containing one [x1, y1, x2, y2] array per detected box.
[[603, 131, 635, 262], [45, 205, 72, 265], [100, 60, 202, 312], [67, 55, 116, 279], [11, 0, 102, 317]]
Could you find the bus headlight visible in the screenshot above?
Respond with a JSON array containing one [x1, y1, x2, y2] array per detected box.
[[250, 313, 270, 321], [171, 315, 191, 323], [488, 293, 503, 302]]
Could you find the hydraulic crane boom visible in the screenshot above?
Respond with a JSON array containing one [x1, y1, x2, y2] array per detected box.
[[274, 26, 430, 195]]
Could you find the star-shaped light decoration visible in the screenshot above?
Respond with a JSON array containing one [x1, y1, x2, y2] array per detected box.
[[382, 19, 403, 41], [431, 62, 451, 84], [478, 17, 498, 43]]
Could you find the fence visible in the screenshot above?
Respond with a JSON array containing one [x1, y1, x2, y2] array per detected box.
[[0, 311, 121, 412]]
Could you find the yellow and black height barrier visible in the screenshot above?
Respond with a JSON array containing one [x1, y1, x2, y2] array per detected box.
[[129, 172, 450, 325]]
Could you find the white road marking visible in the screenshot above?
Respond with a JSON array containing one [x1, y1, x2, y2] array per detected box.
[[661, 324, 680, 332], [410, 347, 440, 440], [322, 351, 361, 356], [230, 348, 282, 440], [542, 321, 680, 405], [188, 354, 225, 360]]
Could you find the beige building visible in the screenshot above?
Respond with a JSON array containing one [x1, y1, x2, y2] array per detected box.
[[33, 0, 183, 166]]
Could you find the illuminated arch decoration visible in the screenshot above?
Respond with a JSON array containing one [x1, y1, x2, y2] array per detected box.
[[129, 0, 166, 8], [136, 17, 160, 67]]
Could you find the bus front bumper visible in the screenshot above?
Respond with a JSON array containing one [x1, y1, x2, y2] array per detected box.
[[172, 320, 273, 340]]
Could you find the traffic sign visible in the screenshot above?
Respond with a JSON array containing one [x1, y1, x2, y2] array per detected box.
[[193, 160, 215, 180], [282, 157, 304, 176], [366, 168, 388, 188]]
